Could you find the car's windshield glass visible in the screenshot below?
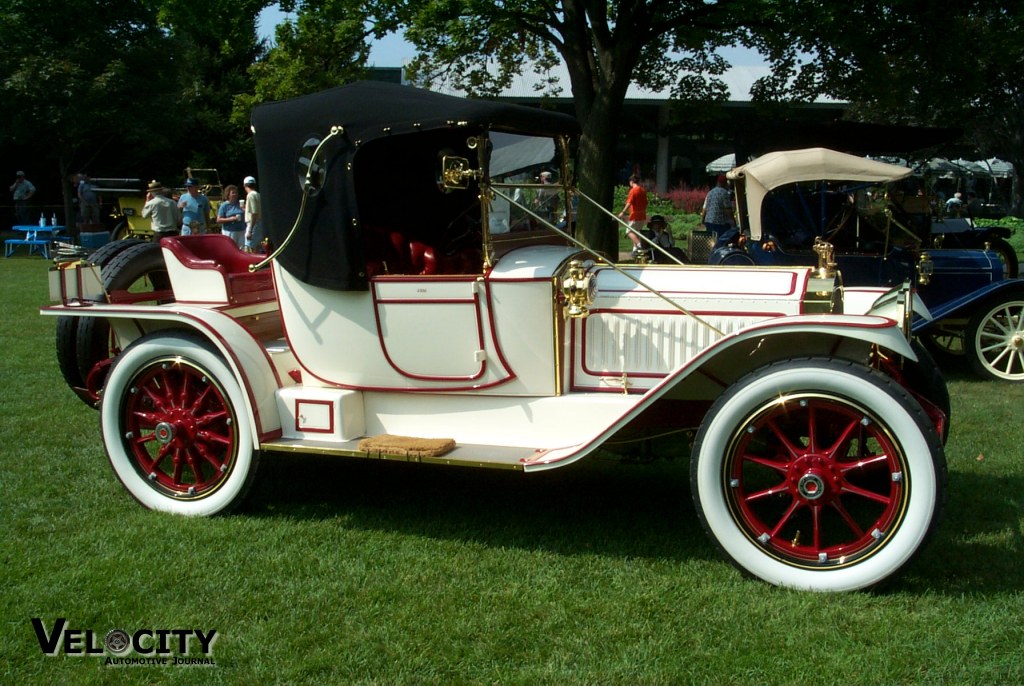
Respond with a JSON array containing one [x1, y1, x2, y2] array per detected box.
[[487, 133, 571, 234]]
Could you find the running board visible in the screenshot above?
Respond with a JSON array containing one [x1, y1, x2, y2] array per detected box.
[[260, 437, 544, 471]]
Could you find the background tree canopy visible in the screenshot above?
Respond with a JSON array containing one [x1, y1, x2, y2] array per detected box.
[[750, 0, 1024, 203], [2, 0, 1020, 233], [0, 0, 268, 219]]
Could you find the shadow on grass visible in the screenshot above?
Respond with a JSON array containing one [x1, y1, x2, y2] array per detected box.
[[933, 356, 976, 383], [243, 450, 716, 565], [243, 441, 1024, 594], [903, 468, 1024, 595]]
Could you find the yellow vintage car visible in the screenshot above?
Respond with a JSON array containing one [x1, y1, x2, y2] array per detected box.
[[97, 168, 223, 240]]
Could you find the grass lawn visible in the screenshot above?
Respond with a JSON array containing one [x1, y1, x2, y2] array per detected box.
[[2, 242, 1023, 685]]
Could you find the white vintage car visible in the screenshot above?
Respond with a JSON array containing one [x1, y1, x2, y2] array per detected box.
[[45, 82, 948, 592]]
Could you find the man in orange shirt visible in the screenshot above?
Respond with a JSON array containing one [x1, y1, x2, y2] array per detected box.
[[618, 175, 648, 257]]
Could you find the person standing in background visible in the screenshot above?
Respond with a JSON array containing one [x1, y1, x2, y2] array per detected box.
[[216, 184, 246, 247], [243, 176, 262, 252], [142, 180, 180, 239], [703, 174, 738, 249], [618, 174, 648, 257], [177, 177, 211, 235], [10, 171, 35, 224], [77, 173, 100, 224]]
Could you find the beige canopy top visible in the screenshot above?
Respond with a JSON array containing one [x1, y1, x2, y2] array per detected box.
[[727, 147, 914, 240]]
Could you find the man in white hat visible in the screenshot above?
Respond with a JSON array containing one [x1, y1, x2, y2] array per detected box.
[[243, 175, 262, 251], [9, 171, 36, 225]]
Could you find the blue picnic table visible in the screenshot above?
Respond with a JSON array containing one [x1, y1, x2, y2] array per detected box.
[[5, 225, 66, 259]]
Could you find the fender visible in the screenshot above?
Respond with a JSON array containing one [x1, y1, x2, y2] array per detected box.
[[654, 313, 918, 393], [41, 304, 284, 442], [526, 314, 916, 471], [845, 285, 932, 323], [932, 218, 1012, 239], [976, 225, 1013, 240], [914, 278, 1024, 330]]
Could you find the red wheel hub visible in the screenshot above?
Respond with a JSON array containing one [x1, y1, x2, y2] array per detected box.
[[122, 359, 237, 498], [727, 394, 906, 567]]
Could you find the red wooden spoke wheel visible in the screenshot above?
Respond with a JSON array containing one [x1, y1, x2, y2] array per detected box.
[[691, 359, 944, 591], [102, 333, 258, 515], [122, 358, 238, 499], [725, 394, 905, 567]]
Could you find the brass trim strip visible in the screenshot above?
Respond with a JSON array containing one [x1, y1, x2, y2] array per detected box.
[[260, 440, 526, 471]]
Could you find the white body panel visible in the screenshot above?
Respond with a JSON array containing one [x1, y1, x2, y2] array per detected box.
[[275, 250, 565, 395], [43, 244, 917, 467], [162, 246, 232, 304], [277, 387, 366, 440]]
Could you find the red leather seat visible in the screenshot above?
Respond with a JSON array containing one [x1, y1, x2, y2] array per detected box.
[[161, 234, 262, 273], [408, 241, 438, 275], [160, 234, 274, 304]]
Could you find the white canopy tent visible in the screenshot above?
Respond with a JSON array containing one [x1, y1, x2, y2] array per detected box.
[[705, 153, 736, 173]]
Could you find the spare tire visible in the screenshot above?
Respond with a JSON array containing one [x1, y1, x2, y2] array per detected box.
[[54, 238, 148, 396], [72, 242, 173, 407]]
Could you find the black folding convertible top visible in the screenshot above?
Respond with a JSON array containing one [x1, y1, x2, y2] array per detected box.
[[252, 81, 580, 291]]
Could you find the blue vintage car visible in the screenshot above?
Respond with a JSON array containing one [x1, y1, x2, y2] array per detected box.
[[700, 148, 1024, 382]]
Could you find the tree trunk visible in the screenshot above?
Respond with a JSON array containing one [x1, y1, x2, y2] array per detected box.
[[575, 92, 625, 261], [57, 156, 77, 241]]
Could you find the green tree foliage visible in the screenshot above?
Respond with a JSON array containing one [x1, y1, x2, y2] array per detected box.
[[237, 1, 374, 109], [750, 1, 1024, 209], [395, 0, 763, 257], [0, 0, 181, 214], [157, 0, 271, 178], [0, 0, 269, 211]]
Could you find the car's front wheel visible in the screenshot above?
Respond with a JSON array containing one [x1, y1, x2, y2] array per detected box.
[[965, 293, 1024, 382], [691, 358, 945, 591], [100, 333, 259, 515]]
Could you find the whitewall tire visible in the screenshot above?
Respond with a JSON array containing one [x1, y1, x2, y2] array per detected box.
[[691, 358, 946, 592], [100, 333, 258, 516]]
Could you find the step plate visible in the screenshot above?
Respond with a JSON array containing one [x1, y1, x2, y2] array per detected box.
[[260, 437, 539, 471]]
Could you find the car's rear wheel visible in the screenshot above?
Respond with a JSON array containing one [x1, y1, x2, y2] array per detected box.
[[56, 315, 84, 391], [110, 221, 131, 242], [965, 293, 1024, 382], [109, 220, 150, 242], [100, 333, 258, 515], [920, 325, 966, 361], [716, 249, 755, 266], [691, 358, 945, 591]]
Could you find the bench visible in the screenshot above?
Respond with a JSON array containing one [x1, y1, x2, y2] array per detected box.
[[160, 234, 276, 305], [5, 238, 51, 258]]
